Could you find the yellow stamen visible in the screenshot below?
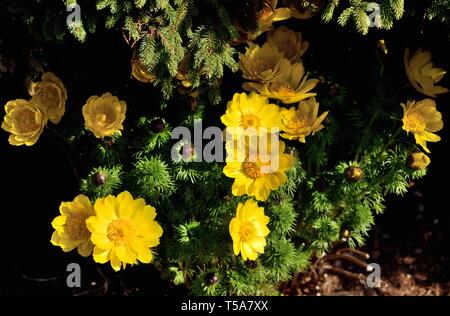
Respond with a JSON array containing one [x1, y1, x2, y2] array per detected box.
[[404, 112, 426, 133], [65, 213, 89, 240], [107, 218, 136, 246], [241, 114, 259, 129], [239, 223, 255, 242]]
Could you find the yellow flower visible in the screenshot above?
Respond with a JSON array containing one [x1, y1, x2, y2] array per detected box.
[[229, 199, 270, 261], [82, 92, 127, 138], [404, 47, 449, 98], [86, 191, 163, 272], [244, 62, 319, 104], [266, 26, 309, 63], [280, 97, 328, 142], [401, 99, 443, 153], [1, 99, 47, 146], [223, 139, 295, 201], [30, 72, 67, 124], [408, 152, 430, 170], [50, 194, 95, 257], [221, 92, 281, 137], [255, 0, 292, 35], [131, 54, 156, 83], [239, 42, 291, 84]]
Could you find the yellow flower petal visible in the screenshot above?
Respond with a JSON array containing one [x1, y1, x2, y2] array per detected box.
[[93, 246, 110, 264], [77, 240, 94, 257], [82, 92, 127, 138], [404, 47, 449, 97], [109, 249, 122, 272], [87, 191, 163, 271], [229, 199, 270, 261]]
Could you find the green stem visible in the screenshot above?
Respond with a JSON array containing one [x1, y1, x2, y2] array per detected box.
[[354, 112, 378, 162], [380, 127, 403, 155], [355, 127, 403, 200], [47, 127, 79, 179], [47, 127, 76, 151], [399, 83, 411, 90]]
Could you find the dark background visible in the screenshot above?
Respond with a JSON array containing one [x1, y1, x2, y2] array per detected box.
[[1, 7, 449, 295]]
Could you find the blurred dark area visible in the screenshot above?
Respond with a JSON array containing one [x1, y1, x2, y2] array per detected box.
[[1, 6, 449, 295]]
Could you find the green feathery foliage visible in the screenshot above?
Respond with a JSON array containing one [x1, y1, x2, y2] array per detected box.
[[322, 0, 405, 35], [80, 165, 123, 199]]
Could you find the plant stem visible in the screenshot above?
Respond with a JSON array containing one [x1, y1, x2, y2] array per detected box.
[[47, 127, 79, 179], [354, 112, 378, 162], [380, 127, 403, 155], [47, 127, 76, 151]]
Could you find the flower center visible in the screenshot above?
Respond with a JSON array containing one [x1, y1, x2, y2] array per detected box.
[[18, 109, 39, 133], [255, 58, 271, 73], [239, 223, 254, 242], [36, 85, 61, 108], [285, 116, 307, 132], [65, 213, 89, 240], [107, 218, 136, 246], [241, 113, 259, 129], [96, 114, 107, 123], [404, 113, 426, 133], [243, 157, 273, 179], [94, 104, 116, 125], [270, 83, 294, 95], [243, 161, 261, 179]]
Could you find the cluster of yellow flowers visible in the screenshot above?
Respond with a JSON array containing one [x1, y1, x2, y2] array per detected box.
[[402, 47, 447, 157], [221, 93, 292, 260], [1, 72, 67, 146], [239, 26, 328, 142], [240, 26, 318, 104], [223, 26, 331, 261], [51, 191, 163, 271], [2, 72, 127, 146]]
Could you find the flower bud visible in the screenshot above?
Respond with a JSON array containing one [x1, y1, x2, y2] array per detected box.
[[408, 152, 430, 170], [345, 166, 363, 182], [150, 119, 165, 133], [93, 172, 107, 186], [206, 272, 219, 285]]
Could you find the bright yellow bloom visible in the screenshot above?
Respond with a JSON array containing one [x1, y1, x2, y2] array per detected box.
[[221, 92, 281, 137], [223, 139, 295, 201], [266, 26, 309, 63], [239, 42, 291, 84], [82, 92, 127, 138], [408, 152, 430, 170], [401, 99, 443, 153], [30, 72, 67, 124], [404, 47, 449, 98], [1, 99, 47, 146], [229, 199, 270, 261], [244, 62, 319, 104], [86, 191, 163, 272], [51, 194, 95, 257], [280, 97, 328, 142], [131, 54, 156, 83]]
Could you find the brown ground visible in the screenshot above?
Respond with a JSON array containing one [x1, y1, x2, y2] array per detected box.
[[282, 183, 450, 296]]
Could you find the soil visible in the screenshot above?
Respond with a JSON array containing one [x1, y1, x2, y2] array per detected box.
[[282, 180, 450, 296]]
